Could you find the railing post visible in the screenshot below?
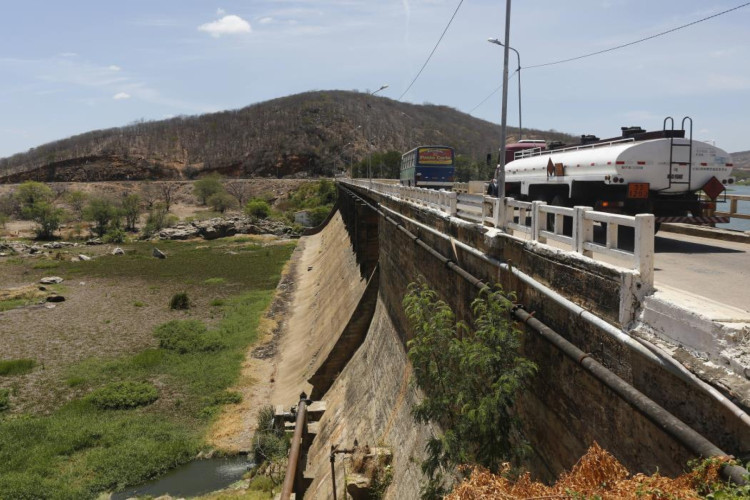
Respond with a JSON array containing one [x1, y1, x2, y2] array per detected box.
[[481, 196, 489, 224], [574, 206, 594, 256], [492, 197, 502, 228], [634, 213, 655, 287], [501, 197, 515, 231], [532, 201, 547, 243], [448, 192, 457, 216]]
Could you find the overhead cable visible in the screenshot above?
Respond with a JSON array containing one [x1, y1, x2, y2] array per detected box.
[[468, 2, 750, 114], [398, 0, 465, 101]]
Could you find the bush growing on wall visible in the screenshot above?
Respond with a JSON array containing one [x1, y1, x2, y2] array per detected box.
[[403, 278, 537, 498]]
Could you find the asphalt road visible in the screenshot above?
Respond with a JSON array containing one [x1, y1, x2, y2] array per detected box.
[[651, 231, 750, 314]]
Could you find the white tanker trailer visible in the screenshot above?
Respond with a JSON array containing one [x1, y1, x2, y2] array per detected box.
[[502, 117, 735, 224]]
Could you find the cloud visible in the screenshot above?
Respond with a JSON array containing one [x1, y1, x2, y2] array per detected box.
[[113, 92, 131, 100], [198, 15, 251, 37], [259, 17, 273, 24], [217, 8, 225, 16], [108, 65, 121, 71]]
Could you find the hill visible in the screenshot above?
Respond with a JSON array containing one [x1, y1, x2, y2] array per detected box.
[[0, 90, 575, 183], [730, 150, 750, 169]]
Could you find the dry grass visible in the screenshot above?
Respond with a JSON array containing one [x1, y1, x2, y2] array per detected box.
[[447, 443, 731, 500]]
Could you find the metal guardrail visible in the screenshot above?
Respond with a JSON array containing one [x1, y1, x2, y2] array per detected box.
[[340, 179, 655, 286]]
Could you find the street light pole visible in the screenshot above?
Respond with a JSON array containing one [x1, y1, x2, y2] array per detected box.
[[488, 38, 522, 140], [492, 1, 512, 199], [367, 85, 389, 187]]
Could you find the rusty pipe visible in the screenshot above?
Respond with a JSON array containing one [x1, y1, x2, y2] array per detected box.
[[280, 393, 309, 500]]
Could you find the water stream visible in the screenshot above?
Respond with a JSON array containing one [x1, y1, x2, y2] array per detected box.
[[112, 456, 253, 499]]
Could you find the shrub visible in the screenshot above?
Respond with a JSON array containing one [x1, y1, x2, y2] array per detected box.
[[207, 192, 237, 214], [247, 475, 275, 492], [245, 199, 270, 219], [0, 359, 36, 376], [193, 174, 224, 205], [252, 405, 288, 465], [103, 227, 126, 244], [153, 320, 225, 353], [87, 381, 158, 410], [169, 292, 190, 310], [0, 389, 10, 411], [403, 278, 537, 491]]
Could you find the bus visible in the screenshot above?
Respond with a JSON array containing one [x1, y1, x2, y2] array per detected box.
[[400, 146, 455, 188]]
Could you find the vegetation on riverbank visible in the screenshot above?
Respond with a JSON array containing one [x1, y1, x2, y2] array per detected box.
[[0, 237, 295, 498]]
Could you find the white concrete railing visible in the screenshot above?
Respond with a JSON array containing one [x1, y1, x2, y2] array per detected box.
[[714, 193, 750, 221], [340, 179, 654, 286]]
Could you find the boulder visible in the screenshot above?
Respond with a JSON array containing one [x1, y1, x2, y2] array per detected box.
[[77, 254, 92, 261], [86, 238, 103, 245], [46, 295, 66, 303], [40, 277, 64, 284], [152, 248, 167, 259], [112, 247, 125, 256]]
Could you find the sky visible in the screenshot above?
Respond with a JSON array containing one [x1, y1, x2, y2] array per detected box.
[[1, 0, 749, 159]]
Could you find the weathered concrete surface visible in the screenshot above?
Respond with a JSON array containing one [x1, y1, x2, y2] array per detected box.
[[269, 209, 370, 408], [303, 297, 436, 500], [293, 184, 750, 498]]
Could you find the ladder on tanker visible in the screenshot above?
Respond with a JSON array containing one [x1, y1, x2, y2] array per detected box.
[[664, 116, 693, 190]]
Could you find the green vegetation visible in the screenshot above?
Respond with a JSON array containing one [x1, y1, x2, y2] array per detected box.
[[0, 389, 9, 411], [154, 320, 225, 353], [403, 279, 537, 498], [204, 277, 226, 285], [169, 291, 191, 310], [88, 381, 159, 410], [351, 151, 402, 179], [121, 193, 141, 231], [251, 405, 289, 474], [85, 197, 119, 237], [245, 198, 271, 219], [193, 174, 224, 205], [0, 359, 36, 376], [208, 191, 238, 214], [0, 298, 30, 312], [732, 168, 750, 185], [0, 238, 295, 498]]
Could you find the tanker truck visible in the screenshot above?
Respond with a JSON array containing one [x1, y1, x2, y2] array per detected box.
[[500, 117, 734, 225]]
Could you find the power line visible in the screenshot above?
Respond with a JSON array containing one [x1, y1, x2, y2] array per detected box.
[[468, 69, 517, 114], [525, 1, 750, 69], [468, 2, 750, 113], [398, 0, 465, 101]]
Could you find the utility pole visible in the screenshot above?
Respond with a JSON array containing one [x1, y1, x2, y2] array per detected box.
[[497, 0, 512, 199]]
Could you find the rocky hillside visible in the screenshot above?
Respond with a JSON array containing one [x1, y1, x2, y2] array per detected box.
[[730, 150, 750, 169], [0, 90, 576, 183]]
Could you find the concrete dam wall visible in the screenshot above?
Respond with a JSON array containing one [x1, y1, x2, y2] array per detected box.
[[283, 184, 749, 498]]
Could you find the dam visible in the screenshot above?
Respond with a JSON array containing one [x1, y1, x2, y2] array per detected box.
[[264, 180, 750, 498]]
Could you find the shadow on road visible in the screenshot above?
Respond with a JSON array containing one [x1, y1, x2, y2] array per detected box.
[[654, 235, 745, 254]]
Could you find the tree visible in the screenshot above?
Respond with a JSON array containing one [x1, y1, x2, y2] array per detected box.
[[403, 279, 537, 496], [157, 182, 178, 211], [65, 190, 88, 221], [24, 201, 64, 240], [225, 180, 250, 207], [85, 198, 119, 237], [15, 181, 53, 214], [121, 193, 141, 231], [208, 192, 237, 214], [193, 174, 223, 205]]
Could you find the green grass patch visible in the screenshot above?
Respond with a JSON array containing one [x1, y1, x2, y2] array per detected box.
[[0, 389, 9, 412], [210, 298, 225, 307], [31, 260, 59, 270], [0, 298, 30, 312], [0, 359, 36, 376], [133, 300, 145, 307], [87, 381, 159, 410], [0, 239, 295, 498]]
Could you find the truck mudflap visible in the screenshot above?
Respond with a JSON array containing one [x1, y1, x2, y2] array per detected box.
[[655, 216, 730, 224]]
